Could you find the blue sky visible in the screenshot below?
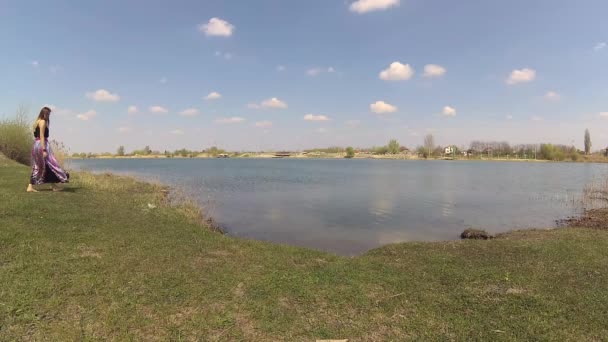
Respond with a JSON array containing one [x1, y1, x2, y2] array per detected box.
[[1, 0, 607, 153]]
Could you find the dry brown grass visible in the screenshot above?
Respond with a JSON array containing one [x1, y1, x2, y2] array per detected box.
[[0, 106, 31, 165], [50, 140, 71, 170]]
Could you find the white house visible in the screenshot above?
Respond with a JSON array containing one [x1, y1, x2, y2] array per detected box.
[[444, 146, 455, 155]]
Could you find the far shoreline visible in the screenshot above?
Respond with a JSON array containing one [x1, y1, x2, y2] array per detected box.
[[66, 154, 608, 164]]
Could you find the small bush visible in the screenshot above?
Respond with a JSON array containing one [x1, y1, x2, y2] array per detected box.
[[461, 228, 492, 240], [345, 147, 355, 159], [0, 107, 32, 165], [374, 146, 389, 155], [570, 152, 579, 162]]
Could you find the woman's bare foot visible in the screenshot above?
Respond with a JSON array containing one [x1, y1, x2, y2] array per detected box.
[[52, 184, 64, 192], [26, 184, 38, 192]]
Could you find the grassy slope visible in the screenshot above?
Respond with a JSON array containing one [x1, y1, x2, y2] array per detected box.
[[1, 156, 607, 341]]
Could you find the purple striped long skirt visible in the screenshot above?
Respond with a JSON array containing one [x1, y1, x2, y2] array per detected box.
[[30, 139, 69, 185]]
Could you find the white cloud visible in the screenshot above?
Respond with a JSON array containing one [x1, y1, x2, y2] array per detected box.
[[443, 106, 456, 117], [49, 66, 60, 74], [216, 117, 245, 124], [223, 53, 233, 60], [370, 101, 397, 114], [307, 67, 336, 76], [179, 108, 200, 117], [350, 0, 400, 14], [128, 106, 138, 114], [205, 92, 222, 100], [261, 97, 288, 109], [159, 77, 168, 84], [304, 114, 331, 122], [255, 121, 273, 128], [248, 99, 288, 109], [531, 116, 543, 121], [118, 126, 131, 133], [594, 42, 606, 51], [199, 17, 235, 37], [86, 89, 120, 102], [379, 62, 414, 81], [149, 106, 168, 114], [506, 115, 513, 120], [170, 129, 184, 135], [599, 112, 608, 118], [423, 64, 447, 78], [544, 91, 560, 101], [277, 65, 286, 72], [506, 68, 536, 85], [76, 110, 97, 121], [316, 127, 328, 134], [31, 60, 39, 68]]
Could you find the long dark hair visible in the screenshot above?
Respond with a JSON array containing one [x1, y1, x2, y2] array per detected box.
[[34, 107, 52, 128]]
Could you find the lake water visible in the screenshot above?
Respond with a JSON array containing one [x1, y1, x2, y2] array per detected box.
[[71, 159, 608, 255]]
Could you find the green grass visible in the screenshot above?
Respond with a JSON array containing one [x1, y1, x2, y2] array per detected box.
[[1, 156, 608, 341]]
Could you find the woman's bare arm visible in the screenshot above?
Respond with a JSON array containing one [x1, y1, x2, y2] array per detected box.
[[39, 120, 48, 157]]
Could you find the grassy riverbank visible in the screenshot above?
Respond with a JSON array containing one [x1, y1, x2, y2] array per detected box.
[[1, 156, 608, 340]]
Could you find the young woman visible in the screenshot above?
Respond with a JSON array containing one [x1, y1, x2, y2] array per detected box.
[[27, 107, 69, 192]]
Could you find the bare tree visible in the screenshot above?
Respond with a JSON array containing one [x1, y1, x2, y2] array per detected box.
[[424, 134, 435, 157]]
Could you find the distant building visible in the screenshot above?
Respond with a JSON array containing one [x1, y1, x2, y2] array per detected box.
[[444, 146, 455, 155]]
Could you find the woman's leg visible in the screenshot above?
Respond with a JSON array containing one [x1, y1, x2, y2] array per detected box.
[[29, 140, 44, 191]]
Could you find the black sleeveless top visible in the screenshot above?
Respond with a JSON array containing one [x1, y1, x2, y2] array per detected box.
[[34, 125, 49, 139]]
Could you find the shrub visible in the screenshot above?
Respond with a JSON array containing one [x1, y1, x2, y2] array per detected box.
[[387, 139, 400, 154], [345, 147, 355, 159], [374, 146, 389, 155], [0, 107, 32, 165], [539, 144, 578, 161], [570, 152, 579, 161]]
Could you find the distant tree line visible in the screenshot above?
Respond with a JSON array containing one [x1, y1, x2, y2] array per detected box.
[[304, 146, 345, 154], [71, 145, 228, 159], [309, 139, 405, 158], [467, 141, 580, 161], [69, 129, 604, 162]]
